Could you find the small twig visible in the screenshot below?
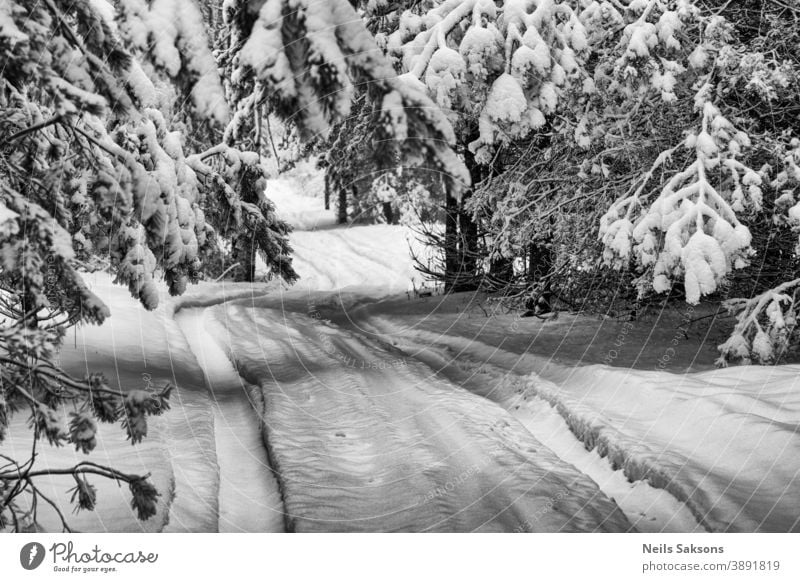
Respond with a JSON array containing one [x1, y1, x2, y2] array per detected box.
[[214, 262, 241, 282], [265, 110, 282, 171], [0, 115, 63, 147], [28, 481, 73, 533]]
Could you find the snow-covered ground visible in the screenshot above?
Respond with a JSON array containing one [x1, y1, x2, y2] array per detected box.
[[174, 308, 284, 532], [356, 298, 800, 532], [7, 169, 799, 532], [205, 296, 631, 532]]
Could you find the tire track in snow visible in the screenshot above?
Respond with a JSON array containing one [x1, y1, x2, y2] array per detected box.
[[173, 307, 286, 532], [207, 299, 632, 532], [216, 185, 651, 531], [282, 233, 338, 291], [355, 318, 706, 532]]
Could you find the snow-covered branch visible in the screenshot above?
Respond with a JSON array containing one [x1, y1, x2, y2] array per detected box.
[[717, 278, 800, 365], [224, 0, 470, 197], [600, 98, 763, 303], [385, 0, 589, 163]]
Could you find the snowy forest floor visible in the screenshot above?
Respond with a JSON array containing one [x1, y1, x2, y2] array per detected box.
[[5, 169, 799, 533]]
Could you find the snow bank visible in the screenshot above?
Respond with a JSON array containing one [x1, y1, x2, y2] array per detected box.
[[532, 364, 800, 532], [2, 272, 287, 532], [359, 305, 800, 532]]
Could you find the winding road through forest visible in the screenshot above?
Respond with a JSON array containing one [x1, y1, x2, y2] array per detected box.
[[166, 182, 702, 533]]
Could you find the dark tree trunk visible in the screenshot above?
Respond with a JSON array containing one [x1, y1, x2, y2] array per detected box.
[[444, 192, 459, 292], [487, 256, 514, 291], [22, 290, 40, 328], [382, 202, 396, 224], [337, 186, 349, 224], [324, 172, 330, 210], [526, 240, 553, 312], [445, 148, 482, 292], [457, 195, 479, 287], [233, 234, 257, 282]]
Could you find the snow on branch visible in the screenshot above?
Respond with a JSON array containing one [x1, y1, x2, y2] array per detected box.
[[772, 138, 800, 248], [712, 138, 800, 364], [116, 0, 229, 123], [717, 278, 800, 365], [385, 0, 589, 164], [227, 0, 470, 197], [600, 98, 764, 304]]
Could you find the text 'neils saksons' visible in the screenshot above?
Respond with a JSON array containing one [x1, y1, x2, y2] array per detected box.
[[643, 544, 724, 554]]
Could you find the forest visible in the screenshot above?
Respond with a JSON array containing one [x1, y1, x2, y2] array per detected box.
[[1, 0, 799, 533]]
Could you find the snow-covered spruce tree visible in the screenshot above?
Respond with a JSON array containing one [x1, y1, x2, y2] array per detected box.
[[0, 0, 295, 531], [321, 92, 380, 223], [319, 88, 445, 226], [709, 0, 800, 364], [400, 0, 800, 362], [2, 0, 471, 529], [114, 0, 297, 283], [592, 0, 800, 363], [716, 137, 800, 365], [218, 0, 469, 205], [218, 0, 480, 291], [375, 0, 592, 290], [456, 0, 717, 309], [312, 3, 450, 230]]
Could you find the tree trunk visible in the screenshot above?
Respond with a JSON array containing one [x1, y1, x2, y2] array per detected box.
[[445, 148, 482, 293], [233, 234, 257, 282], [487, 256, 514, 291], [455, 194, 479, 292], [324, 172, 331, 210], [382, 202, 395, 224], [526, 240, 553, 312], [337, 186, 348, 224], [444, 192, 459, 292]]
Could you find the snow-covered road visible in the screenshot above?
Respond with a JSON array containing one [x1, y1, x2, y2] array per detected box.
[[202, 297, 632, 531], [154, 177, 700, 532], [13, 175, 722, 532], [174, 308, 285, 532]]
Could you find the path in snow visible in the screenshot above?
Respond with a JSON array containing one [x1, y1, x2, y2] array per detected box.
[[10, 174, 770, 532], [349, 317, 703, 533], [174, 308, 285, 532], [189, 180, 700, 531], [205, 297, 631, 532], [351, 302, 800, 532]]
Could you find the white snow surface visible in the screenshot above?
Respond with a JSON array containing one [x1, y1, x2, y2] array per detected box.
[[174, 308, 285, 532], [357, 306, 800, 532], [9, 170, 799, 532]]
